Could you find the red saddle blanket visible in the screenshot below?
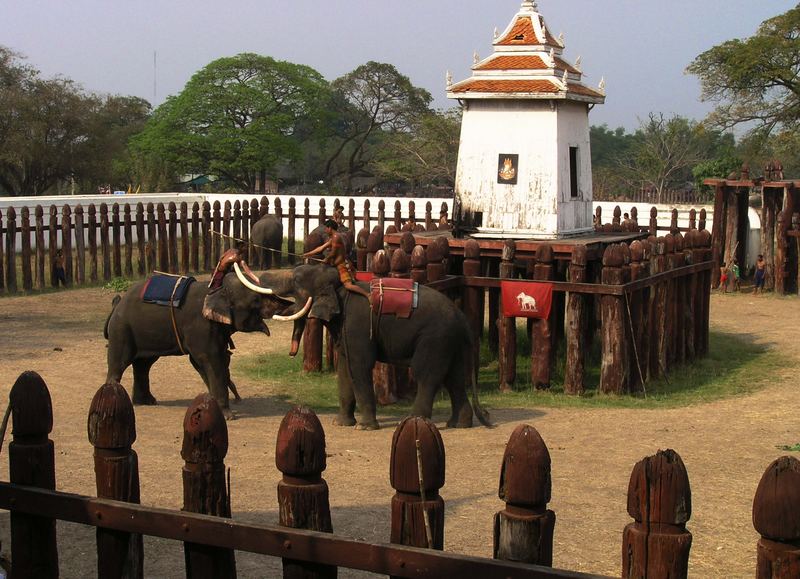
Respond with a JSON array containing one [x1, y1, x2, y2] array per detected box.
[[369, 278, 418, 318]]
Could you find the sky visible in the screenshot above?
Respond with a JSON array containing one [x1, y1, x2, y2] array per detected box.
[[1, 0, 796, 131]]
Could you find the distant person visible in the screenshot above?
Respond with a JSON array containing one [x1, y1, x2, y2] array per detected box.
[[304, 219, 370, 303], [207, 241, 258, 294], [53, 250, 67, 287], [754, 254, 766, 295], [333, 204, 345, 226], [719, 262, 729, 293], [731, 258, 741, 292]]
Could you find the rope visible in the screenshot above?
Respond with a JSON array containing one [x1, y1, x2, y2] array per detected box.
[[210, 229, 323, 262], [168, 275, 188, 355]]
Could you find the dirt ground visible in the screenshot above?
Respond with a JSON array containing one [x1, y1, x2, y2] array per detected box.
[[0, 284, 796, 578]]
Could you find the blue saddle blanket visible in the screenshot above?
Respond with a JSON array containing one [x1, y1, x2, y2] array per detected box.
[[141, 273, 195, 307]]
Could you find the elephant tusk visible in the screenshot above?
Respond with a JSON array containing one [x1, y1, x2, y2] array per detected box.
[[273, 297, 312, 322], [234, 262, 273, 294]]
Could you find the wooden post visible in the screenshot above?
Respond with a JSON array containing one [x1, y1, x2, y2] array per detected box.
[[202, 202, 211, 272], [393, 200, 402, 231], [761, 187, 777, 291], [531, 245, 554, 390], [21, 206, 33, 291], [168, 202, 178, 273], [135, 203, 145, 277], [487, 257, 501, 356], [112, 203, 122, 277], [123, 204, 133, 277], [753, 456, 800, 578], [75, 204, 87, 285], [411, 245, 427, 284], [62, 204, 74, 285], [649, 207, 658, 237], [671, 233, 686, 366], [8, 371, 58, 578], [594, 205, 602, 230], [682, 232, 697, 362], [670, 208, 679, 234], [35, 205, 45, 290], [390, 417, 445, 559], [180, 202, 190, 275], [101, 203, 112, 281], [191, 203, 200, 273], [366, 226, 383, 273], [564, 246, 588, 395], [425, 240, 445, 283], [6, 206, 17, 293], [698, 208, 707, 231], [498, 240, 516, 393], [303, 319, 323, 373], [288, 198, 297, 265], [212, 201, 222, 266], [182, 393, 236, 578], [710, 182, 726, 289], [377, 200, 386, 234], [89, 204, 99, 282], [688, 208, 696, 230], [355, 228, 368, 272], [272, 198, 283, 265], [48, 205, 58, 287], [221, 201, 232, 253], [462, 240, 482, 380], [628, 241, 648, 391], [145, 202, 156, 274], [276, 406, 336, 579], [722, 188, 739, 292], [425, 201, 434, 230], [362, 199, 371, 233], [622, 449, 692, 578], [600, 244, 628, 394], [699, 230, 712, 356], [494, 424, 554, 566], [88, 382, 144, 578]]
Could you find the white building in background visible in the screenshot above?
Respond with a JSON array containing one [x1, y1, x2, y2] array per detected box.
[[447, 0, 605, 238]]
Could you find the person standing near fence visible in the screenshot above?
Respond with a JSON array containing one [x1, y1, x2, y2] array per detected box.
[[53, 250, 67, 287], [731, 258, 741, 292], [754, 254, 766, 295]]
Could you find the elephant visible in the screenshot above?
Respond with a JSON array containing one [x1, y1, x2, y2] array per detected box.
[[104, 267, 307, 418], [260, 264, 491, 430], [250, 215, 283, 269]]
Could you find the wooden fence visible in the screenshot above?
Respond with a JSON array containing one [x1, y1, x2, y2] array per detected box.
[[3, 371, 797, 578], [0, 196, 452, 294]]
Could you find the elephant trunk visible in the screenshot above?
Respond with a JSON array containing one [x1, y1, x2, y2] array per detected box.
[[289, 318, 306, 357]]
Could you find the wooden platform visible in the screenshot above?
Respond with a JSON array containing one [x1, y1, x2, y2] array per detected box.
[[384, 230, 647, 261]]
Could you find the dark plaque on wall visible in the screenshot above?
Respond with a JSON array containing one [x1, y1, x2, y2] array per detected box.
[[497, 154, 519, 185]]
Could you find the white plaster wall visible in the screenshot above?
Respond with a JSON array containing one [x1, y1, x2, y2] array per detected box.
[[556, 102, 594, 233], [455, 100, 558, 234]]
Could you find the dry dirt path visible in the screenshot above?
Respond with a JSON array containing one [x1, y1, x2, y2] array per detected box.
[[0, 286, 796, 578]]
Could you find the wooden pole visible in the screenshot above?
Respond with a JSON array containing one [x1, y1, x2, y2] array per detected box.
[[531, 245, 554, 390], [123, 204, 133, 277], [711, 183, 726, 289], [21, 206, 33, 291], [493, 424, 554, 566], [62, 204, 73, 285], [88, 382, 144, 578], [8, 371, 58, 578], [89, 203, 99, 282], [276, 406, 336, 579], [135, 203, 145, 277], [168, 202, 179, 273], [622, 449, 692, 578], [498, 240, 516, 393], [564, 246, 587, 395], [181, 393, 236, 578], [462, 240, 482, 381], [6, 206, 17, 293], [180, 202, 190, 275], [112, 203, 122, 277], [35, 205, 45, 290], [600, 244, 628, 394], [101, 203, 112, 281]]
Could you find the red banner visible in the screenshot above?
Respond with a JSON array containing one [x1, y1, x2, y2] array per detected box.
[[355, 271, 373, 282], [501, 280, 553, 319]]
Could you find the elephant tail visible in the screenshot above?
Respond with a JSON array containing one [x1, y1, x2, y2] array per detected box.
[[466, 338, 493, 428], [103, 295, 122, 340]]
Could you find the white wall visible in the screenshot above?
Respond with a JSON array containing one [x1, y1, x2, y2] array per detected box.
[[556, 102, 593, 233]]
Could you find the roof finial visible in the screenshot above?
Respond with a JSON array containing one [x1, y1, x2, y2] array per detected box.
[[562, 69, 569, 86], [599, 76, 606, 95], [575, 55, 582, 70], [558, 32, 564, 45], [521, 0, 537, 12], [493, 26, 499, 40], [473, 50, 480, 65], [446, 70, 453, 88]]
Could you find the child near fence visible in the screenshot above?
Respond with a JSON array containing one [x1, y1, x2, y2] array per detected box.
[[52, 250, 67, 287]]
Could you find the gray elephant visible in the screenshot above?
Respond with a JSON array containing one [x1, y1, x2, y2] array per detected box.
[[261, 264, 490, 430], [250, 215, 283, 269], [104, 267, 306, 417]]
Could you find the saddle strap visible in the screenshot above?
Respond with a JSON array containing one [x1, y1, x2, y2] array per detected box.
[[169, 276, 188, 355]]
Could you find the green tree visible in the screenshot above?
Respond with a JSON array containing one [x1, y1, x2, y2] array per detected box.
[[687, 6, 800, 144], [324, 62, 432, 190], [132, 53, 330, 192], [372, 108, 461, 188]]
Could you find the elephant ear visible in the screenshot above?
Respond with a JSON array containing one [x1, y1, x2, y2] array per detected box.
[[309, 283, 341, 322], [202, 290, 233, 325], [293, 265, 341, 323]]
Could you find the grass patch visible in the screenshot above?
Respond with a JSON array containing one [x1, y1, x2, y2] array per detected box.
[[777, 443, 800, 452], [236, 327, 779, 412]]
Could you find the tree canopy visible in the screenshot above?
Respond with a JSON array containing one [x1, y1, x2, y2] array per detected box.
[[131, 53, 330, 192], [687, 5, 800, 142]]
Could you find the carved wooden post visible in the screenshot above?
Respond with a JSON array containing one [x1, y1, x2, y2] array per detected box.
[[600, 244, 628, 394], [182, 393, 236, 578], [21, 206, 33, 291], [62, 204, 73, 285], [648, 238, 666, 378], [260, 195, 269, 219], [622, 449, 692, 578], [276, 406, 336, 579], [649, 206, 658, 237], [8, 371, 58, 578], [191, 202, 200, 273], [180, 202, 190, 275], [156, 203, 168, 273], [302, 227, 323, 372], [6, 206, 17, 293], [393, 200, 402, 231], [101, 203, 112, 280], [168, 202, 179, 273], [425, 240, 445, 283], [123, 204, 133, 277], [594, 205, 602, 230], [377, 199, 386, 233], [628, 241, 647, 391], [424, 201, 434, 230], [494, 424, 554, 566], [89, 204, 99, 282], [688, 208, 696, 230], [48, 205, 58, 287], [498, 240, 516, 392], [462, 240, 482, 379], [761, 187, 777, 291], [390, 417, 445, 567], [671, 233, 686, 366], [201, 201, 211, 272], [88, 382, 144, 578], [35, 205, 45, 290], [135, 203, 145, 276], [630, 206, 639, 230], [347, 198, 356, 233], [288, 198, 297, 265], [355, 228, 368, 272], [638, 240, 653, 381], [112, 203, 122, 277], [564, 246, 587, 395], [698, 208, 707, 232], [211, 201, 222, 266], [144, 202, 156, 274], [753, 456, 800, 578], [366, 226, 383, 273], [670, 208, 679, 234], [531, 245, 554, 390], [411, 245, 427, 284], [362, 199, 370, 233]]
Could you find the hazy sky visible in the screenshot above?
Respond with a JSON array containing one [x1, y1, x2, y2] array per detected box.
[[2, 0, 795, 131]]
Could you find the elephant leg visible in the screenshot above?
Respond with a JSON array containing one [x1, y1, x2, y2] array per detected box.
[[263, 247, 272, 270], [409, 342, 450, 421], [197, 354, 233, 419], [443, 355, 473, 428], [106, 332, 135, 384], [131, 356, 159, 405], [333, 355, 356, 427]]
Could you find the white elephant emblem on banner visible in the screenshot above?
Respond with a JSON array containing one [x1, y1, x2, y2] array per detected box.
[[516, 292, 538, 312]]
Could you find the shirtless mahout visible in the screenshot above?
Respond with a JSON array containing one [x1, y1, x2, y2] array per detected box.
[[303, 219, 370, 302]]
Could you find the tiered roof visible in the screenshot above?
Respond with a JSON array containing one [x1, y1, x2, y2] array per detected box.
[[447, 0, 605, 103]]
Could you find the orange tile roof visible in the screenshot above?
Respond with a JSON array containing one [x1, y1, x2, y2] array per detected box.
[[496, 16, 538, 45], [450, 79, 561, 94], [554, 58, 580, 74], [567, 83, 604, 98], [475, 55, 548, 71]]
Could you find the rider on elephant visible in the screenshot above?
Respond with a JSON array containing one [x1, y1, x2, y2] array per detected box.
[[303, 219, 370, 303], [208, 241, 259, 293]]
